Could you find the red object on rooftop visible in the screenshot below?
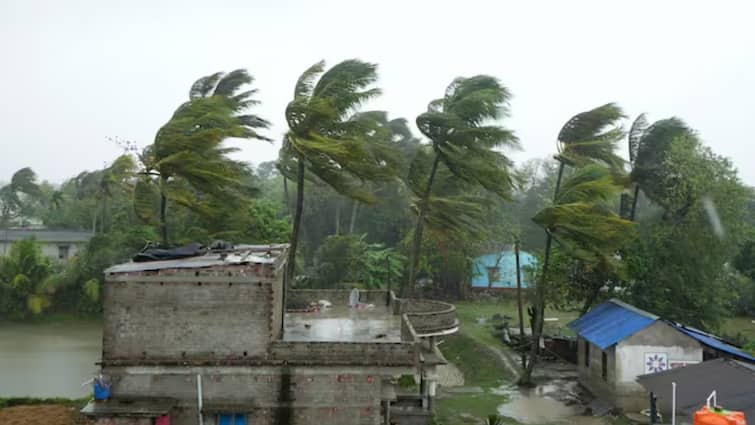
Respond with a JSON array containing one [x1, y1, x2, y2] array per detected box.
[[693, 406, 746, 425]]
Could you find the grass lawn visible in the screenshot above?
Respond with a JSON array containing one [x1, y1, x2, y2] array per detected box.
[[719, 316, 755, 343]]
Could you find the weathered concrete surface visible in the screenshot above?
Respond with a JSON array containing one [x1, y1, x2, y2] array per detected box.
[[284, 306, 401, 342], [102, 365, 411, 425]]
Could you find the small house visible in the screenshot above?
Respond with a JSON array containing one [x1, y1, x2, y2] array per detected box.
[[470, 248, 536, 290], [569, 299, 755, 412], [569, 299, 704, 410], [0, 228, 92, 261]]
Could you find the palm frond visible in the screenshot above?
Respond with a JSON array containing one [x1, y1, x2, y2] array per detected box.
[[557, 103, 626, 170], [189, 72, 224, 99], [628, 113, 648, 165], [294, 60, 326, 99]]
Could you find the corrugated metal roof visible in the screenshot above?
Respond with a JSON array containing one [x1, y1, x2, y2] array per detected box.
[[0, 228, 93, 243], [637, 358, 755, 419], [105, 244, 288, 274], [670, 324, 755, 363], [567, 299, 658, 350]]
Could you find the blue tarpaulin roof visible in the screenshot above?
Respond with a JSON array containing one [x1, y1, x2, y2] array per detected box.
[[670, 324, 755, 363], [567, 299, 658, 350]]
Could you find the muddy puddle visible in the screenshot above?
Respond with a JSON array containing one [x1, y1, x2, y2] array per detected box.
[[495, 378, 605, 425]]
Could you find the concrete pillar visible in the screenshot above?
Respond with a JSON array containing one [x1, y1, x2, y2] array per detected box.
[[383, 400, 391, 425]]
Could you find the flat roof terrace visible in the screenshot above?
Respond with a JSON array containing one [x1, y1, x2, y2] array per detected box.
[[283, 305, 402, 342]]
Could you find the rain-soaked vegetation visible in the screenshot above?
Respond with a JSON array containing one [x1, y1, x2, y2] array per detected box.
[[1, 59, 754, 424]]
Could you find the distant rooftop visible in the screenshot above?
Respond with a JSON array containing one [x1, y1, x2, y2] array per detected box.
[[0, 228, 93, 243], [105, 244, 288, 274]]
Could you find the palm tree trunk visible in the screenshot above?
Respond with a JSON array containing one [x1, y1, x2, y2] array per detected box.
[[91, 206, 98, 234], [630, 184, 640, 221], [286, 160, 306, 289], [334, 200, 341, 235], [515, 239, 526, 369], [520, 160, 565, 386], [159, 177, 168, 246], [283, 176, 290, 215], [348, 201, 359, 234], [407, 155, 441, 295]]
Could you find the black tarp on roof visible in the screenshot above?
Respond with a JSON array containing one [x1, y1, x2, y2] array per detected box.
[[637, 358, 755, 419]]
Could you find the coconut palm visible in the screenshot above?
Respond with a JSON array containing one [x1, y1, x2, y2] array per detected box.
[[519, 104, 626, 385], [0, 167, 42, 227], [406, 75, 519, 293], [629, 117, 692, 218], [282, 59, 400, 286], [135, 70, 270, 245]]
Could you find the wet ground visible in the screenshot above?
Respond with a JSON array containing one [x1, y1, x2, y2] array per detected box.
[[283, 305, 401, 342]]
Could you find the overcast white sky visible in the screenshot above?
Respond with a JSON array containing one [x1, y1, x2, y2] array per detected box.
[[2, 0, 754, 184]]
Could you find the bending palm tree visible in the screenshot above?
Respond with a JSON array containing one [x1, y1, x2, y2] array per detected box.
[[282, 59, 400, 286], [519, 104, 626, 385], [135, 70, 270, 245], [629, 117, 692, 219], [407, 75, 519, 294]]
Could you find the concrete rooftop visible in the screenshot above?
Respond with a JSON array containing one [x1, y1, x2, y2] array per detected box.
[[283, 305, 401, 343]]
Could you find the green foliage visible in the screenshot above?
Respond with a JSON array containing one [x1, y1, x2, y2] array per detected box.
[[533, 165, 633, 263], [0, 167, 43, 226], [307, 234, 404, 289], [622, 134, 751, 329], [135, 69, 270, 244], [557, 103, 626, 170], [407, 75, 518, 292], [0, 239, 60, 319]]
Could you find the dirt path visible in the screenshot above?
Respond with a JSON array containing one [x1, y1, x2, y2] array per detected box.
[[0, 405, 91, 425]]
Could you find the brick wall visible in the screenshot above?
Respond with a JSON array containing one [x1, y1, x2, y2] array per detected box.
[[103, 279, 275, 360], [104, 365, 395, 425]]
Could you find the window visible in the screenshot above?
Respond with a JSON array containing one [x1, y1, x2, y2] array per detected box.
[[486, 267, 500, 286], [218, 413, 247, 425], [602, 351, 608, 381], [584, 340, 590, 367], [58, 245, 70, 260]]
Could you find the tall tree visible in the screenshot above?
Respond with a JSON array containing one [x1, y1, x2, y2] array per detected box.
[[407, 75, 519, 293], [519, 103, 626, 385], [281, 59, 400, 286], [0, 168, 42, 227], [134, 70, 270, 245]]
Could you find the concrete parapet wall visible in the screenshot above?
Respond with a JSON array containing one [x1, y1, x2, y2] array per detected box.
[[287, 289, 389, 309], [270, 341, 418, 366]]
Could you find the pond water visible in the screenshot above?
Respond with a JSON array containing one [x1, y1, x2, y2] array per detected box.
[[0, 320, 102, 398]]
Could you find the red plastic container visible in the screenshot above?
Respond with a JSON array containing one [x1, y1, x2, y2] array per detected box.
[[693, 406, 747, 425]]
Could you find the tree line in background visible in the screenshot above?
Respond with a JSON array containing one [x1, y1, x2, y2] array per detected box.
[[0, 60, 753, 360]]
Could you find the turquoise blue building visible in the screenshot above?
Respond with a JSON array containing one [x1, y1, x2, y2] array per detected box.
[[471, 249, 537, 289]]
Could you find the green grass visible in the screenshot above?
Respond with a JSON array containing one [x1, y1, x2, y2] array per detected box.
[[0, 397, 90, 410], [719, 316, 755, 344], [439, 333, 509, 388]]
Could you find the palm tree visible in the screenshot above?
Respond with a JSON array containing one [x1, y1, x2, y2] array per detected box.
[[629, 117, 692, 218], [282, 59, 400, 286], [0, 167, 42, 227], [519, 104, 626, 385], [407, 75, 519, 293], [135, 70, 270, 245], [625, 114, 649, 220]]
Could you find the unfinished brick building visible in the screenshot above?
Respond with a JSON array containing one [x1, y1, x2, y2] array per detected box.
[[82, 244, 458, 425]]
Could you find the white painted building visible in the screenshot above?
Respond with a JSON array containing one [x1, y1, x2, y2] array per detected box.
[[569, 299, 703, 411], [0, 228, 92, 261]]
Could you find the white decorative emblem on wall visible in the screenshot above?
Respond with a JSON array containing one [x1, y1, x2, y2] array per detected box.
[[644, 352, 668, 374]]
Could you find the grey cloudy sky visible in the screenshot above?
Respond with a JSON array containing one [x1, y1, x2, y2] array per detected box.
[[2, 0, 754, 184]]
